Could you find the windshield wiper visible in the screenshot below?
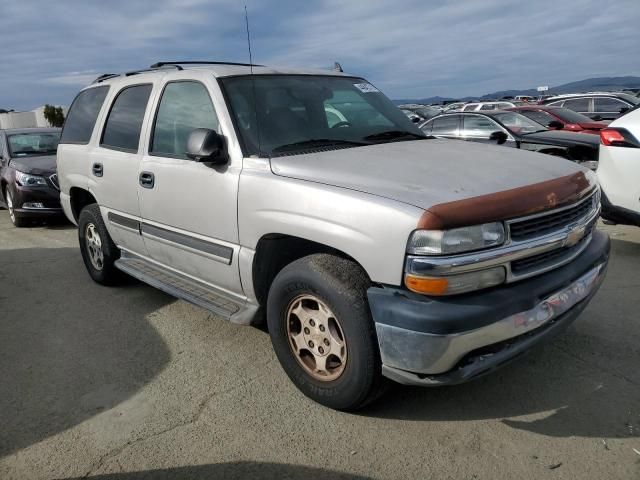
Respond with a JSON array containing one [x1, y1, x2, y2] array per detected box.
[[272, 138, 370, 153], [364, 130, 428, 142]]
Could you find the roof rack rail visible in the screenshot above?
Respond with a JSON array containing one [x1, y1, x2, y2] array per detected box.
[[93, 73, 120, 84], [150, 61, 263, 69]]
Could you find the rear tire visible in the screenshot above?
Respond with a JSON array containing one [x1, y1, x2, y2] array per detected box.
[[267, 254, 388, 410], [78, 204, 123, 285]]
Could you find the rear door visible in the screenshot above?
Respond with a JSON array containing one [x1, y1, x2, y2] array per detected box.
[[90, 83, 155, 255], [424, 115, 460, 139], [562, 97, 592, 119]]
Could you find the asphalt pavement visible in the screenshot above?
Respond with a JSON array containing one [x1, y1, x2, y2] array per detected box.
[[0, 211, 639, 479]]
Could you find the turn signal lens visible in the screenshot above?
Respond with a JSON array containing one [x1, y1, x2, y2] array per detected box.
[[405, 267, 506, 296], [405, 275, 449, 295]]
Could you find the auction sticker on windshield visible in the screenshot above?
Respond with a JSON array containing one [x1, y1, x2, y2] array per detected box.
[[354, 83, 379, 93]]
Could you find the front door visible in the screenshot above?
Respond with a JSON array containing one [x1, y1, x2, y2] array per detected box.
[[138, 78, 242, 296]]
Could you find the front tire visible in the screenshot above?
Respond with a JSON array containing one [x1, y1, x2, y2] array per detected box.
[[6, 189, 28, 227], [78, 204, 123, 285], [267, 254, 387, 410]]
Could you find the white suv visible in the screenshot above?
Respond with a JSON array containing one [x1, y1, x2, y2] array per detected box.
[[598, 106, 640, 226], [57, 62, 610, 410]]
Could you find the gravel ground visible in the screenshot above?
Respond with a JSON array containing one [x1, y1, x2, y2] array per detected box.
[[0, 211, 639, 480]]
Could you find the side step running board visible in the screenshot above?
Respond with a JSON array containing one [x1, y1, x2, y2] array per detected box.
[[115, 254, 258, 325]]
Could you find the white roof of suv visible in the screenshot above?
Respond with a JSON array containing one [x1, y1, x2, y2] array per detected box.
[[91, 62, 349, 86]]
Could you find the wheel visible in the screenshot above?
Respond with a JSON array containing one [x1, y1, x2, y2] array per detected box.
[[5, 189, 28, 227], [267, 254, 387, 410], [78, 204, 123, 285]]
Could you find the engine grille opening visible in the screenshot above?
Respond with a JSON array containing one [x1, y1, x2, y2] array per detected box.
[[509, 191, 597, 242]]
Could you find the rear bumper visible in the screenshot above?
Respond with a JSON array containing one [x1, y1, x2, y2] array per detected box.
[[368, 230, 610, 386], [600, 190, 640, 227]]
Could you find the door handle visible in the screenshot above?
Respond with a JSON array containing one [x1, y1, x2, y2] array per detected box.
[[139, 171, 155, 189], [92, 163, 103, 177]]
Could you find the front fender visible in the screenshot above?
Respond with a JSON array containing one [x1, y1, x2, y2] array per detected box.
[[238, 164, 423, 286]]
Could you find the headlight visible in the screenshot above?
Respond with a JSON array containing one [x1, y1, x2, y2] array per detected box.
[[407, 222, 505, 255], [16, 171, 47, 187]]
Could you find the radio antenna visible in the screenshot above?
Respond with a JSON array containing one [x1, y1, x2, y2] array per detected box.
[[245, 6, 262, 157]]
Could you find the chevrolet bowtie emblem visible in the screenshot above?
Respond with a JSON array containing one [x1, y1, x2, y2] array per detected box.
[[565, 224, 586, 247]]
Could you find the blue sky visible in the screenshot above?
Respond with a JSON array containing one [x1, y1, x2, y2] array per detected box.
[[2, 0, 639, 110]]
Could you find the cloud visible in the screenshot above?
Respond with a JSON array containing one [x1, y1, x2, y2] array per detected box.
[[1, 0, 639, 109]]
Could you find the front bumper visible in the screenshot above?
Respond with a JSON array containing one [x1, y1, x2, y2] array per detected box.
[[11, 184, 63, 218], [368, 230, 610, 386]]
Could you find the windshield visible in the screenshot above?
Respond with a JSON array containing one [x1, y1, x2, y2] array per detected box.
[[492, 112, 547, 134], [8, 132, 61, 157], [552, 107, 599, 123], [220, 75, 426, 156]]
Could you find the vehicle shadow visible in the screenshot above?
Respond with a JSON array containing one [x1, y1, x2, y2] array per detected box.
[[0, 247, 173, 457], [59, 462, 373, 480], [363, 238, 640, 439]]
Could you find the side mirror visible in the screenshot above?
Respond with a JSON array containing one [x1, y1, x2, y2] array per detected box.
[[592, 115, 603, 121], [186, 128, 227, 165], [547, 120, 564, 130], [620, 107, 629, 114], [411, 116, 421, 123], [489, 131, 508, 145]]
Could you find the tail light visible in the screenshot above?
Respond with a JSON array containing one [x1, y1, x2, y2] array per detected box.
[[600, 128, 639, 148]]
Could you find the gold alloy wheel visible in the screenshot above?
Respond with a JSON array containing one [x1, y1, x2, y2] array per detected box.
[[286, 294, 347, 381]]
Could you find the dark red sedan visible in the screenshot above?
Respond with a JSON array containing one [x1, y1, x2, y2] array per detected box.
[[508, 105, 607, 134]]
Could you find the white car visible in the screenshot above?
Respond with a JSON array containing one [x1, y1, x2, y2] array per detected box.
[[598, 106, 640, 226], [461, 101, 516, 112]]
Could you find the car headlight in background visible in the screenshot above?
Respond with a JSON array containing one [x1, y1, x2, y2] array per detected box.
[[407, 222, 505, 255], [15, 171, 47, 187]]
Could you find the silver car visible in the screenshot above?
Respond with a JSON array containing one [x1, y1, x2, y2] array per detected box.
[[56, 62, 610, 410]]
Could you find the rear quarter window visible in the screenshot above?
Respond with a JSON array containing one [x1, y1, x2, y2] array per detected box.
[[101, 84, 153, 152], [60, 86, 110, 144]]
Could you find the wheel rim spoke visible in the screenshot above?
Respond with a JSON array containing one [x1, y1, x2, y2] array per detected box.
[[286, 295, 347, 382], [85, 223, 104, 271]]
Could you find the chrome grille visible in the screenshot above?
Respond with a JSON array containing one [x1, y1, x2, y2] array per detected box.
[[509, 190, 598, 242], [511, 222, 595, 274], [49, 174, 59, 190]]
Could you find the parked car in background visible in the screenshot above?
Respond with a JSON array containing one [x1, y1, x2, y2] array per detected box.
[[441, 102, 466, 112], [400, 108, 424, 123], [540, 92, 639, 121], [509, 105, 607, 134], [57, 62, 609, 410], [400, 104, 442, 121], [597, 105, 640, 226], [462, 101, 517, 112], [514, 95, 535, 102], [420, 111, 600, 169], [0, 128, 62, 227]]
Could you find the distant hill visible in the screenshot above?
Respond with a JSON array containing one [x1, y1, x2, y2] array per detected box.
[[394, 76, 640, 105]]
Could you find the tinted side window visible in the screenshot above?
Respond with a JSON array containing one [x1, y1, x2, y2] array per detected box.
[[151, 81, 218, 158], [102, 84, 152, 152], [431, 116, 459, 135], [60, 86, 109, 144], [563, 98, 589, 112], [594, 97, 628, 112]]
